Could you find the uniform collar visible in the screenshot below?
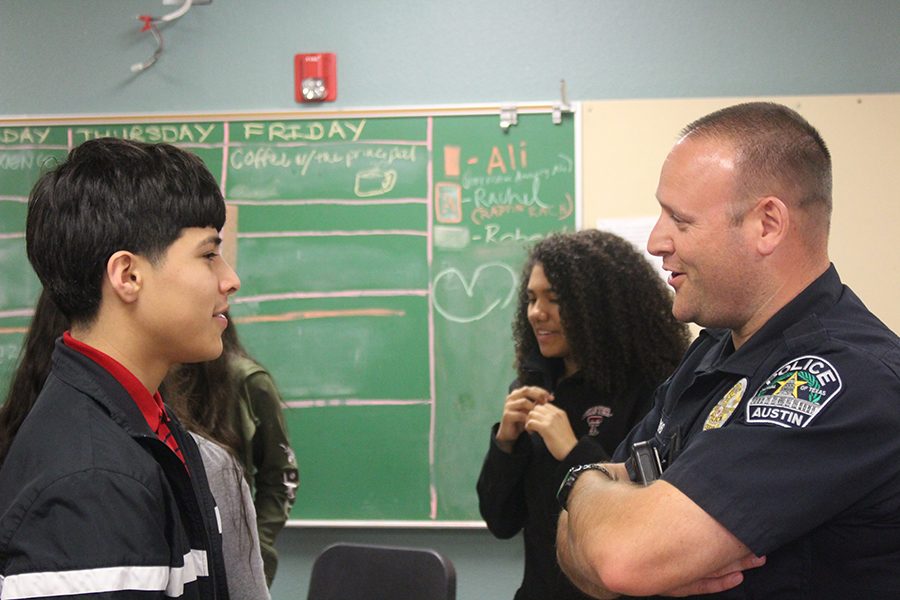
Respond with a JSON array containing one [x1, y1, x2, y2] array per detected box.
[[696, 264, 842, 377]]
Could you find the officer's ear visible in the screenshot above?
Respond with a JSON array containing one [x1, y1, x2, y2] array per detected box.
[[752, 195, 789, 256]]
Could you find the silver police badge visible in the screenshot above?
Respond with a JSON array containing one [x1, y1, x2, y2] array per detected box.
[[746, 355, 842, 428]]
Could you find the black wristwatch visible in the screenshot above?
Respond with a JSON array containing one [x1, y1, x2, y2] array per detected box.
[[556, 463, 616, 511]]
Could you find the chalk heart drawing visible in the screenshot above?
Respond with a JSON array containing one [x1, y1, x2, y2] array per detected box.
[[432, 262, 518, 324]]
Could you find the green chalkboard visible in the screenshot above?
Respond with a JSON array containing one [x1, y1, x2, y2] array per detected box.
[[0, 109, 576, 523]]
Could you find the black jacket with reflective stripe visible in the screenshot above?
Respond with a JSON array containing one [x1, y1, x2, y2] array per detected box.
[[0, 340, 230, 599]]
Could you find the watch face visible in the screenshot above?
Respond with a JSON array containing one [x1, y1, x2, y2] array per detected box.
[[302, 77, 326, 101]]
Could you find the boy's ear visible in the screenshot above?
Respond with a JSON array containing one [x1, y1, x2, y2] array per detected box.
[[106, 251, 143, 303]]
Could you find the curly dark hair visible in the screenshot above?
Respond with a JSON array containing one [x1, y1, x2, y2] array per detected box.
[[513, 229, 689, 400]]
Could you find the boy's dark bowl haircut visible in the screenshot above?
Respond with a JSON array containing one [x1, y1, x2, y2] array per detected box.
[[25, 137, 225, 325]]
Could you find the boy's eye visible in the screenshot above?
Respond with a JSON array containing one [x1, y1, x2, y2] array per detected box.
[[204, 252, 219, 260]]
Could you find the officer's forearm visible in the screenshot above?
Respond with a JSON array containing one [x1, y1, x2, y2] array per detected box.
[[558, 470, 639, 595], [561, 470, 756, 596], [556, 510, 620, 599]]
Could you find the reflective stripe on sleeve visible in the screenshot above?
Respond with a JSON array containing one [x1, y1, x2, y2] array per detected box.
[[165, 550, 209, 597], [0, 549, 208, 599]]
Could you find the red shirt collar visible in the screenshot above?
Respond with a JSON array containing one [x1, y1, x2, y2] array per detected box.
[[62, 331, 169, 434]]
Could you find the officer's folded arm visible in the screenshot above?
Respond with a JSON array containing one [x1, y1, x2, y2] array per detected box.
[[556, 464, 765, 597]]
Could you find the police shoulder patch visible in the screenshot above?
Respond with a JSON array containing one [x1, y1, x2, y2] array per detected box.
[[746, 355, 842, 428]]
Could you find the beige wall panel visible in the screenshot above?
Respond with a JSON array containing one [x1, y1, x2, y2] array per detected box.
[[582, 94, 900, 332]]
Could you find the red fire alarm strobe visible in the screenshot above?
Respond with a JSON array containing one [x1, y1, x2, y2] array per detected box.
[[294, 53, 337, 103]]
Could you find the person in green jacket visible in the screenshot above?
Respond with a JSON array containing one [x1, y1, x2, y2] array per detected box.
[[164, 315, 299, 587]]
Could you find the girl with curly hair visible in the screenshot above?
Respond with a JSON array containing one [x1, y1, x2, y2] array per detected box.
[[477, 229, 689, 600]]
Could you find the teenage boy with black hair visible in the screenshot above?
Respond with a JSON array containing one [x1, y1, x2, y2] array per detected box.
[[0, 137, 240, 599]]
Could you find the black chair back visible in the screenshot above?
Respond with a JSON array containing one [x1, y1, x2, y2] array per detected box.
[[307, 542, 456, 600]]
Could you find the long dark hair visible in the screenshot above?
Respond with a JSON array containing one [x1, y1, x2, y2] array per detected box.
[[0, 290, 68, 467], [512, 229, 689, 399]]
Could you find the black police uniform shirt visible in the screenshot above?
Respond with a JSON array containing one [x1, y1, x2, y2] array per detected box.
[[612, 265, 900, 599], [478, 352, 654, 600]]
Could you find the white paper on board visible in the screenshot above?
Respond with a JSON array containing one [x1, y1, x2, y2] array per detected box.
[[595, 216, 668, 284]]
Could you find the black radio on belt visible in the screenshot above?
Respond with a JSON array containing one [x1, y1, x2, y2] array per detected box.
[[624, 440, 663, 485]]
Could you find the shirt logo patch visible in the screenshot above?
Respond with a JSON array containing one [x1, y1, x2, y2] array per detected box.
[[704, 378, 747, 430], [746, 355, 842, 428], [583, 405, 613, 436]]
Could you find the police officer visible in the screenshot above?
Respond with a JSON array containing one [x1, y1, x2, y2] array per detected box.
[[555, 102, 900, 599]]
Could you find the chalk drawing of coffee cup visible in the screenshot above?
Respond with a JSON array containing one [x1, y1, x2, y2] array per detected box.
[[355, 168, 397, 197]]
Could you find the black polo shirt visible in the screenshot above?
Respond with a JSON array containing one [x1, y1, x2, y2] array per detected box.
[[614, 265, 900, 599], [479, 353, 654, 600]]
